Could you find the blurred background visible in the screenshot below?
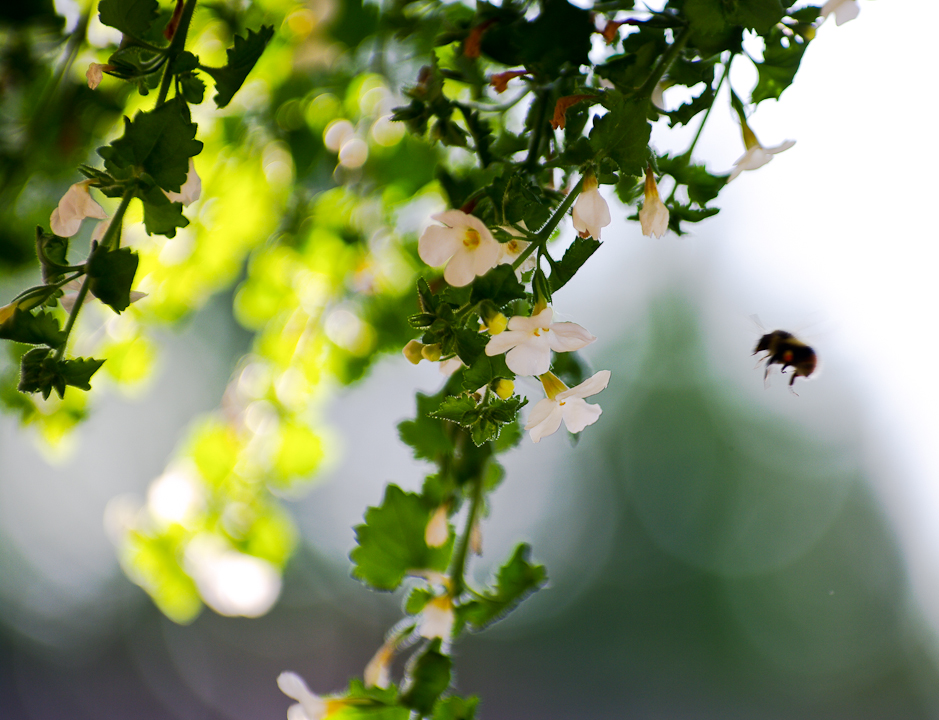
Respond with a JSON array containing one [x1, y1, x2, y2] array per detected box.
[[5, 0, 939, 718]]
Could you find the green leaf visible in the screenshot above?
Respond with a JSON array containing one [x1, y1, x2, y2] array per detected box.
[[140, 186, 189, 237], [433, 696, 479, 720], [595, 29, 667, 92], [180, 73, 206, 104], [36, 227, 69, 284], [401, 639, 452, 717], [457, 543, 546, 631], [548, 236, 601, 293], [203, 25, 275, 109], [589, 96, 651, 176], [431, 394, 478, 424], [0, 308, 65, 347], [100, 97, 202, 193], [461, 353, 512, 393], [469, 264, 525, 307], [399, 392, 456, 461], [451, 328, 487, 366], [98, 0, 158, 39], [752, 25, 811, 104], [726, 0, 785, 34], [666, 203, 721, 235], [18, 348, 105, 399], [656, 154, 727, 206], [87, 246, 139, 313], [351, 485, 454, 591]]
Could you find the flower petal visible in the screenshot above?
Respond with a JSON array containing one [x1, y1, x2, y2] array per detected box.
[[548, 321, 596, 352], [471, 236, 501, 276], [524, 399, 564, 443], [505, 335, 551, 376], [485, 329, 529, 356], [277, 672, 326, 720], [559, 369, 611, 400], [419, 225, 461, 267], [560, 397, 602, 433], [443, 248, 477, 287]]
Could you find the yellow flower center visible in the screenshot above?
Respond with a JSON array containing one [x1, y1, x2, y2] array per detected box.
[[463, 228, 481, 249], [506, 239, 520, 253]]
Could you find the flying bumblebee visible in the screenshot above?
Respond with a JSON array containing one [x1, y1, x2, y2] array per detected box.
[[753, 330, 817, 388]]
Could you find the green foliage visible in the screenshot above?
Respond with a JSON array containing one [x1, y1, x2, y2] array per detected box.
[[351, 485, 454, 590], [456, 543, 547, 632], [202, 26, 275, 109], [87, 246, 139, 313], [18, 348, 105, 399], [752, 17, 816, 104], [401, 639, 452, 717], [549, 236, 601, 293], [399, 392, 457, 461], [590, 96, 652, 176], [0, 309, 64, 347], [98, 0, 159, 40]]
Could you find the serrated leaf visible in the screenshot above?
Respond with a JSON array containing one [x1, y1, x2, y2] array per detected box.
[[657, 154, 726, 206], [401, 639, 451, 717], [59, 357, 106, 391], [87, 246, 139, 313], [752, 25, 811, 104], [548, 236, 601, 293], [36, 227, 69, 284], [431, 395, 477, 424], [461, 353, 512, 393], [399, 393, 456, 461], [101, 97, 202, 193], [351, 485, 454, 591], [457, 543, 546, 631], [180, 73, 206, 104], [140, 186, 189, 237], [203, 25, 275, 108], [469, 264, 525, 307], [726, 0, 785, 34], [0, 308, 65, 346], [452, 328, 487, 366], [18, 348, 104, 399], [98, 0, 158, 39], [589, 96, 651, 176]]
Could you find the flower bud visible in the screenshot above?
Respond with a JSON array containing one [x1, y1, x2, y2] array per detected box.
[[421, 343, 442, 362], [425, 505, 449, 547], [480, 302, 507, 335], [403, 340, 424, 364], [493, 378, 514, 399]]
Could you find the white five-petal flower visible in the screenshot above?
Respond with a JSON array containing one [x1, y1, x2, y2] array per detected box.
[[639, 166, 669, 238], [727, 121, 795, 183], [164, 158, 202, 205], [525, 370, 611, 443], [497, 225, 536, 275], [571, 173, 611, 239], [419, 210, 501, 287], [821, 0, 860, 26], [50, 180, 108, 237], [484, 306, 596, 376]]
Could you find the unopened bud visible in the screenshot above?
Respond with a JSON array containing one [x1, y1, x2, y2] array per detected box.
[[403, 340, 424, 364], [470, 517, 483, 555], [487, 312, 507, 335], [421, 343, 442, 362], [425, 505, 449, 547], [493, 378, 514, 399]]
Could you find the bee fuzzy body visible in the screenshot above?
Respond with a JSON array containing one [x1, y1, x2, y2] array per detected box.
[[753, 330, 817, 387]]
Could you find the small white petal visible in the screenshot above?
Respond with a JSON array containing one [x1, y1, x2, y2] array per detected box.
[[485, 328, 530, 357], [524, 399, 565, 443], [51, 181, 107, 237], [278, 672, 327, 720], [572, 188, 612, 239], [443, 248, 478, 287], [547, 321, 596, 353], [419, 225, 462, 267], [559, 369, 612, 400], [164, 159, 202, 205], [560, 397, 602, 433], [505, 334, 552, 376], [418, 597, 454, 640]]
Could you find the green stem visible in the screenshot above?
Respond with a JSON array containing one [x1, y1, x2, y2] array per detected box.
[[156, 0, 199, 105], [683, 57, 731, 162], [449, 469, 486, 597], [54, 275, 92, 361], [636, 24, 692, 99], [524, 89, 552, 172], [100, 187, 135, 250], [512, 176, 585, 271]]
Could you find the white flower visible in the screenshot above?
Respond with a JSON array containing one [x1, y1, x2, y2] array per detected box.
[[497, 225, 536, 275], [727, 121, 795, 182], [639, 167, 669, 238], [164, 158, 202, 205], [364, 639, 397, 689], [484, 306, 595, 376], [50, 180, 108, 237], [277, 672, 344, 720], [821, 0, 860, 26], [418, 594, 455, 640], [418, 210, 501, 287], [571, 173, 611, 239], [525, 370, 612, 443]]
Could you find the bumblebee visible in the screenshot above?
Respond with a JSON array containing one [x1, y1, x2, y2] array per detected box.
[[753, 330, 817, 388]]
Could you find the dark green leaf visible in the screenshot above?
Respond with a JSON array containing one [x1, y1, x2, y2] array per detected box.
[[18, 348, 104, 399], [0, 308, 65, 347], [140, 186, 189, 237], [452, 328, 487, 366], [656, 154, 727, 206], [98, 0, 158, 39], [59, 357, 106, 392], [203, 25, 275, 108], [351, 485, 454, 591], [457, 543, 546, 631], [87, 246, 139, 313], [469, 265, 525, 307], [548, 236, 601, 293], [461, 353, 513, 393], [752, 25, 811, 104], [726, 0, 785, 34], [101, 97, 202, 193], [399, 392, 455, 461], [180, 73, 206, 104], [433, 696, 479, 720], [431, 395, 477, 424], [589, 96, 651, 176], [36, 227, 69, 284], [401, 639, 452, 717]]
